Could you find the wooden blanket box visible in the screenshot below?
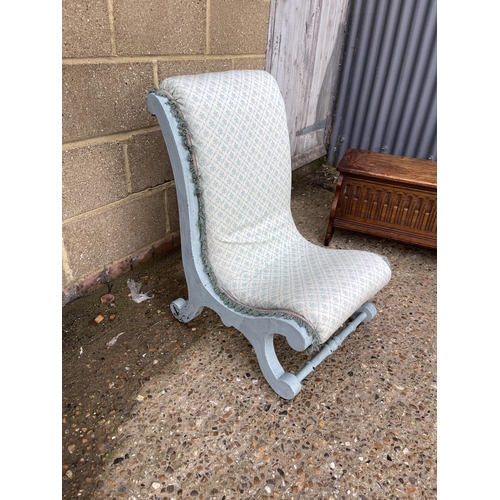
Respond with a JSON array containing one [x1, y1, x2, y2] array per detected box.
[[324, 149, 437, 249]]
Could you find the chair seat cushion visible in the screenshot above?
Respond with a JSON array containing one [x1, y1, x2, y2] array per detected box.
[[215, 232, 391, 345], [159, 70, 391, 348]]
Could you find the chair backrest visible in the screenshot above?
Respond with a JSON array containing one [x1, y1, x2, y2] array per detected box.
[[159, 70, 298, 289]]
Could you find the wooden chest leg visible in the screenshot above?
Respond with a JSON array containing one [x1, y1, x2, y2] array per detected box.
[[324, 174, 344, 246]]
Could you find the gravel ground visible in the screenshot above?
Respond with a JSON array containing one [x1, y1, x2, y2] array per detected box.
[[62, 165, 437, 499]]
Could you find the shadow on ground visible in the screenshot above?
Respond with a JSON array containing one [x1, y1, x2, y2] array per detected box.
[[62, 166, 437, 499]]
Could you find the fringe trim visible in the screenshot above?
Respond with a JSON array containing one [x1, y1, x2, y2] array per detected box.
[[148, 88, 322, 352]]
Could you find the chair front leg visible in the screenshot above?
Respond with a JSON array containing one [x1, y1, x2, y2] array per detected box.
[[241, 328, 303, 400]]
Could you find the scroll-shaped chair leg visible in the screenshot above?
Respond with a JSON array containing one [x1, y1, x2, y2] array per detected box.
[[170, 298, 204, 323], [247, 332, 302, 400]]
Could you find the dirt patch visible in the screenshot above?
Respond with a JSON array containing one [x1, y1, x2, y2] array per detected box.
[[305, 162, 339, 192]]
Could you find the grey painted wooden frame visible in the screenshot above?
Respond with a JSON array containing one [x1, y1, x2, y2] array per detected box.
[[147, 92, 377, 400]]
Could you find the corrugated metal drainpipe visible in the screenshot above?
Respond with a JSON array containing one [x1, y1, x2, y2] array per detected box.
[[326, 0, 362, 164]]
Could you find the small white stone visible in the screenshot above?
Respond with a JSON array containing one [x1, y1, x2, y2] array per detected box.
[[152, 482, 161, 490], [329, 462, 335, 469], [264, 486, 272, 494], [136, 395, 145, 401]]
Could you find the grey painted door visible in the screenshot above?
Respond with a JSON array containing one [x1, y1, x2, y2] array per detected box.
[[266, 0, 350, 170]]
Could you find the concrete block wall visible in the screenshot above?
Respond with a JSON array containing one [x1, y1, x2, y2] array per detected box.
[[62, 0, 270, 304]]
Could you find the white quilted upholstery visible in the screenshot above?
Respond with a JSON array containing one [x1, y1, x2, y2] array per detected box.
[[159, 70, 391, 345]]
